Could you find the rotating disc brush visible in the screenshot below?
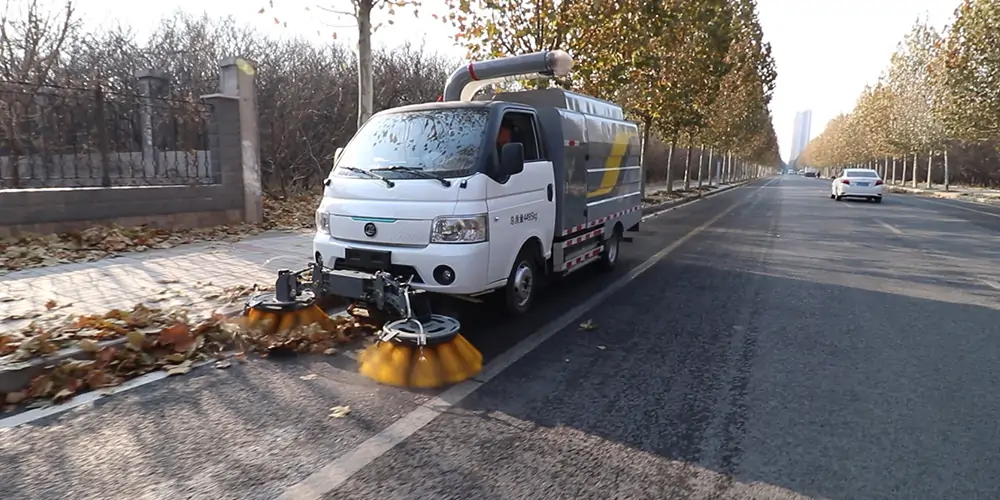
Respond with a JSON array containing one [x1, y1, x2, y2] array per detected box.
[[358, 314, 482, 389], [244, 292, 337, 336]]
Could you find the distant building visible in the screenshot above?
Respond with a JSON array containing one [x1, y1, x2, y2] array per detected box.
[[790, 110, 812, 163]]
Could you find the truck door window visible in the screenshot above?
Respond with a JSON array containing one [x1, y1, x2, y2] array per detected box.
[[499, 111, 543, 162]]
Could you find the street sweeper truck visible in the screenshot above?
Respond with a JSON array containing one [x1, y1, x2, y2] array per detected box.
[[245, 49, 643, 389]]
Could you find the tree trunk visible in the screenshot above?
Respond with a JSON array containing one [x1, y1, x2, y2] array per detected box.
[[925, 150, 933, 189], [722, 151, 733, 184], [696, 144, 705, 189], [640, 116, 652, 201], [911, 152, 918, 188], [707, 147, 714, 187], [683, 135, 693, 191], [665, 137, 676, 194], [356, 0, 375, 128], [901, 155, 907, 185], [891, 157, 896, 184], [944, 149, 950, 191]]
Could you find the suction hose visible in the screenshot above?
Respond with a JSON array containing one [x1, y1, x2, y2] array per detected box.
[[442, 50, 575, 102]]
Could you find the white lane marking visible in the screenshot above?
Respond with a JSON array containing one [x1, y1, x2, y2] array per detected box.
[[911, 196, 1000, 218], [275, 177, 779, 500], [875, 219, 903, 235], [981, 279, 1000, 291]]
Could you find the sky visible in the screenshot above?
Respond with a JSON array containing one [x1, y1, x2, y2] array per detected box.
[[65, 0, 959, 163]]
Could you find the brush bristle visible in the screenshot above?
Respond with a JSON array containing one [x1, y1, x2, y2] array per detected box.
[[358, 334, 482, 389], [244, 304, 335, 336]]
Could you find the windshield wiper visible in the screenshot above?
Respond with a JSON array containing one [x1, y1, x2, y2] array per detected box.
[[339, 166, 394, 188], [371, 165, 452, 187]]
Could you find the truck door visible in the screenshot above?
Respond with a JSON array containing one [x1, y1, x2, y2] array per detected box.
[[485, 110, 556, 286]]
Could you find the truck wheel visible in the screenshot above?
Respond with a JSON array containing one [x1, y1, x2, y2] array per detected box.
[[503, 247, 538, 317], [597, 227, 621, 272]]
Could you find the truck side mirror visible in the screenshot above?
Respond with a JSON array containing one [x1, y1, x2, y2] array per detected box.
[[334, 147, 344, 165], [499, 142, 524, 176]]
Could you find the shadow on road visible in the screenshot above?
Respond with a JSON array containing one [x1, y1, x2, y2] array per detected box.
[[442, 259, 1000, 500]]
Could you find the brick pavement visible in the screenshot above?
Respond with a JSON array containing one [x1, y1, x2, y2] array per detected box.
[[1, 230, 314, 330]]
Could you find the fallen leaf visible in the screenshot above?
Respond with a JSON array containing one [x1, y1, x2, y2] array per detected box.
[[323, 348, 338, 355], [300, 373, 318, 380], [579, 319, 597, 331], [214, 360, 232, 369], [53, 388, 76, 402], [158, 322, 195, 352], [164, 353, 188, 363], [79, 339, 100, 352], [5, 391, 26, 404], [597, 345, 606, 350], [329, 405, 351, 418], [44, 300, 58, 310], [126, 330, 146, 350], [165, 360, 193, 376]]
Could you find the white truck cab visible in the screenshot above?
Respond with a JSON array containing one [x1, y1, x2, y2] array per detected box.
[[313, 51, 642, 316]]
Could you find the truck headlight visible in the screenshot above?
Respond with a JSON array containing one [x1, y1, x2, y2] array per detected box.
[[431, 215, 488, 243], [316, 211, 330, 234]]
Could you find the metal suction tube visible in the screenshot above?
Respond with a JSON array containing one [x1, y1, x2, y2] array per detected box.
[[442, 50, 575, 102]]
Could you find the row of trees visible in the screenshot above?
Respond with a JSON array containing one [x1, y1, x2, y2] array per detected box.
[[3, 0, 780, 195], [799, 0, 1000, 188], [445, 0, 781, 191]]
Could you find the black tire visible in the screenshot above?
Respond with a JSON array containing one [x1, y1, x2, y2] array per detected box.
[[835, 195, 843, 201], [503, 246, 539, 317], [597, 226, 621, 272], [830, 193, 835, 199], [873, 197, 883, 204]]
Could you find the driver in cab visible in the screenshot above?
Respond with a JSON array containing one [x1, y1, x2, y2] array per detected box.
[[497, 120, 514, 152]]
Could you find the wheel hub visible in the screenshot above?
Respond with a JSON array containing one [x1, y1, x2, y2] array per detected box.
[[513, 262, 534, 307]]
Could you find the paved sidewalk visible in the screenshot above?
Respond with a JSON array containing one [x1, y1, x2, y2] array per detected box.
[[1, 230, 314, 330], [0, 180, 728, 330]]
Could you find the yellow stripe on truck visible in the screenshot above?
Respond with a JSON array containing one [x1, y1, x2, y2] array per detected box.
[[587, 130, 630, 198]]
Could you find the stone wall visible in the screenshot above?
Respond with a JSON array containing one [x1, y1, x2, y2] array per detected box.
[[0, 58, 262, 238]]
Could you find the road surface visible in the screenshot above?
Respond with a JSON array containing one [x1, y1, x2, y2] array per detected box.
[[3, 176, 1000, 500]]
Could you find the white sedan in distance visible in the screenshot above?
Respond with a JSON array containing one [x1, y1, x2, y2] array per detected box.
[[831, 168, 884, 203]]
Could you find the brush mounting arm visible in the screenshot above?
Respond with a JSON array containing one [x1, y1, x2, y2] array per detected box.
[[273, 269, 311, 302], [305, 264, 433, 322]]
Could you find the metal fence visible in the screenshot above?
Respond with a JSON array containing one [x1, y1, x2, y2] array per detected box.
[[0, 81, 216, 189]]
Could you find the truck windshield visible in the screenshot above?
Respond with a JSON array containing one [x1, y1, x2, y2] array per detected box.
[[334, 108, 488, 179]]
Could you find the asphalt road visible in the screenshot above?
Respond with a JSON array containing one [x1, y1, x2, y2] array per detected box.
[[3, 176, 1000, 500]]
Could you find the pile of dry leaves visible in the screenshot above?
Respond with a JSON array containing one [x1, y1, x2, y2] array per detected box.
[[0, 193, 321, 275], [1, 301, 377, 412]]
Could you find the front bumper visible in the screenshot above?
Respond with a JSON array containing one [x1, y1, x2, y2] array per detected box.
[[313, 233, 492, 295]]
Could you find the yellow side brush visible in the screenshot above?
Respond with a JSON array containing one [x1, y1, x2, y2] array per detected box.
[[358, 314, 482, 389], [244, 293, 337, 336]]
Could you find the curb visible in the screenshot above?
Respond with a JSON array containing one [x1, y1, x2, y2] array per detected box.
[[0, 304, 245, 395], [888, 186, 1000, 207], [641, 179, 755, 216]]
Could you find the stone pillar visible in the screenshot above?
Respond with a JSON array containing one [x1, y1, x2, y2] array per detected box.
[[136, 69, 170, 179], [200, 57, 262, 225]]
